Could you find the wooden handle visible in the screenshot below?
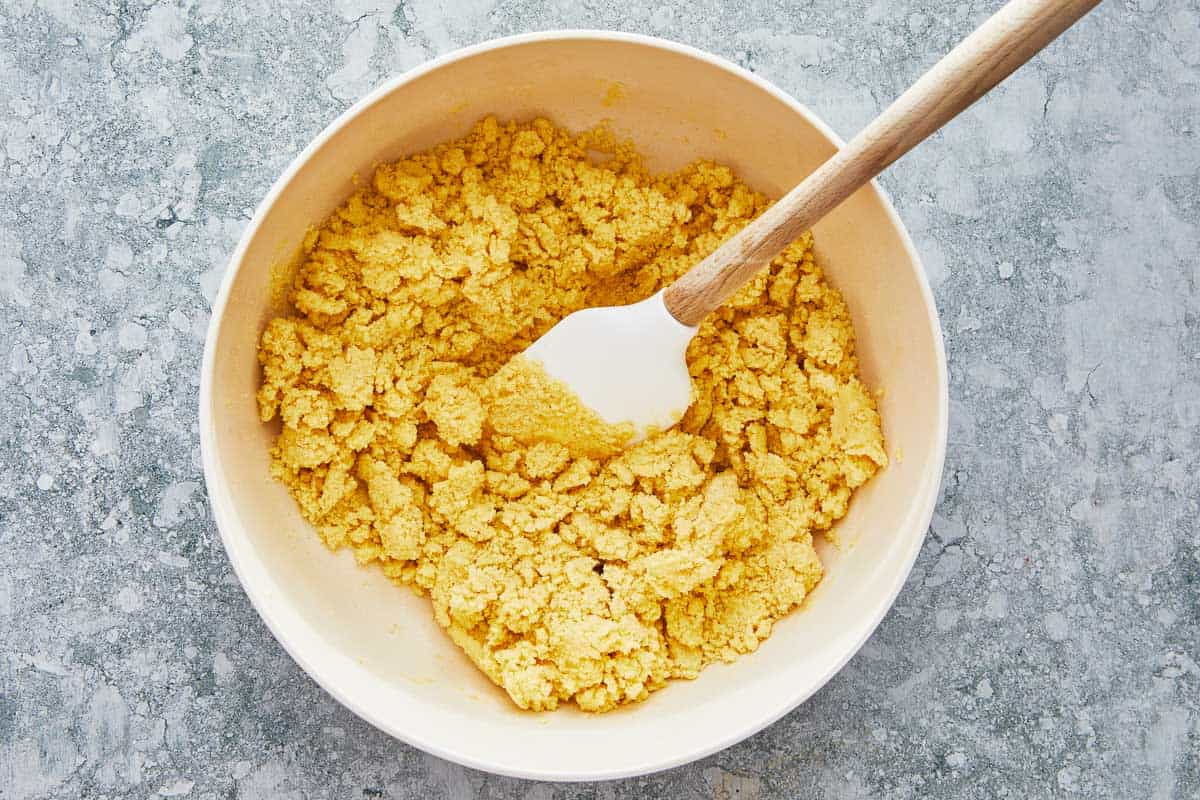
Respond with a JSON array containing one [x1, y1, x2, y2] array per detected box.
[[663, 0, 1101, 326]]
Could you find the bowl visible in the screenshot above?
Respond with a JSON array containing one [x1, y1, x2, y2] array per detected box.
[[200, 31, 948, 781]]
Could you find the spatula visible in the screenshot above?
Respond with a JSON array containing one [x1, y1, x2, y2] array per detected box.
[[523, 0, 1101, 437]]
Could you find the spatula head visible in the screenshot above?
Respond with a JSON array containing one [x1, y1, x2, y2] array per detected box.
[[523, 290, 699, 440]]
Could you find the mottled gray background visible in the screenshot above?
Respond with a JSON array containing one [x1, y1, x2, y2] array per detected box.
[[1, 0, 1197, 798]]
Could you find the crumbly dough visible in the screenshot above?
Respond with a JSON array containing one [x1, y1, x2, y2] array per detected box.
[[257, 117, 887, 712]]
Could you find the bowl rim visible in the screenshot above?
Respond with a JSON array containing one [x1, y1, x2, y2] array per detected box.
[[199, 29, 949, 782]]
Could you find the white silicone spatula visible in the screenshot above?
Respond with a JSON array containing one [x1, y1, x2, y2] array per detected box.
[[524, 0, 1100, 437]]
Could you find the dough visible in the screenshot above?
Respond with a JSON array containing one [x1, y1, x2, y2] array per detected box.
[[257, 117, 887, 711]]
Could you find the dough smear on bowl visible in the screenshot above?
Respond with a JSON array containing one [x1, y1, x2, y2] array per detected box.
[[256, 117, 887, 712]]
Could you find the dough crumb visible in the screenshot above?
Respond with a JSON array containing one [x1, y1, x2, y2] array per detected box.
[[485, 355, 634, 459]]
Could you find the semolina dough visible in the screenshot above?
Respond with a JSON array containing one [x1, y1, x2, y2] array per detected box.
[[256, 117, 887, 712]]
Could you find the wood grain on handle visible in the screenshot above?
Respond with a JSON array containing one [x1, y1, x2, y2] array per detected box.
[[663, 0, 1101, 326]]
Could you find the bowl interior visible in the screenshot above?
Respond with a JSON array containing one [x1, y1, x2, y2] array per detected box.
[[202, 35, 946, 781]]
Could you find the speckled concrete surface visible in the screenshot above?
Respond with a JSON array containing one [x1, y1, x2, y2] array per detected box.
[[1, 1, 1197, 797]]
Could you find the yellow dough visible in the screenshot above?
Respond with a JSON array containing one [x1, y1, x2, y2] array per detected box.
[[256, 117, 887, 712]]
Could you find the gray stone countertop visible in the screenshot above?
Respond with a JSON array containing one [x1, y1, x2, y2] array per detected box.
[[1, 1, 1197, 798]]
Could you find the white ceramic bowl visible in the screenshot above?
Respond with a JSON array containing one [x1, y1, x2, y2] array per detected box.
[[200, 31, 947, 781]]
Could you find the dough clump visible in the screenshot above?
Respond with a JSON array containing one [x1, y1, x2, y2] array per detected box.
[[257, 117, 887, 712]]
